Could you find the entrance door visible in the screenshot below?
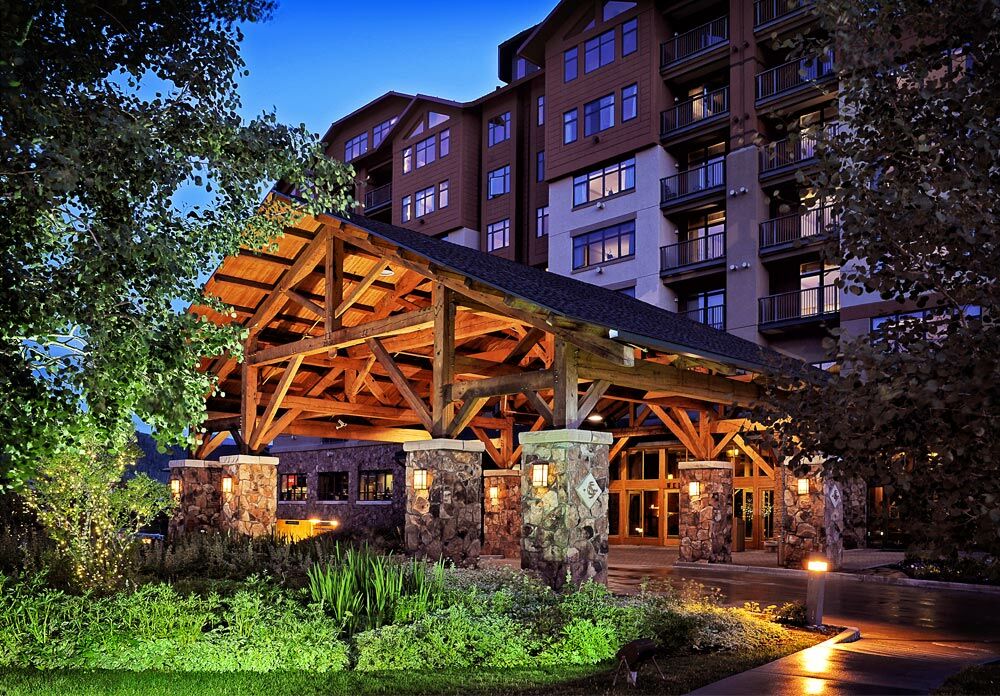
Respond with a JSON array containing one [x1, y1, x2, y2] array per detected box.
[[627, 490, 660, 542], [733, 487, 775, 550], [664, 489, 680, 541]]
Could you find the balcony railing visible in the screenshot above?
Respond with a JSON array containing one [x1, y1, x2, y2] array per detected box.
[[363, 182, 391, 211], [758, 285, 839, 325], [754, 0, 812, 27], [661, 16, 729, 66], [661, 160, 725, 204], [760, 123, 839, 173], [759, 203, 837, 248], [661, 231, 726, 271], [661, 87, 729, 136], [755, 51, 835, 102], [679, 305, 725, 331]]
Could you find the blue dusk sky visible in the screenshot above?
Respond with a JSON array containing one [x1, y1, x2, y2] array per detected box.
[[238, 1, 553, 135]]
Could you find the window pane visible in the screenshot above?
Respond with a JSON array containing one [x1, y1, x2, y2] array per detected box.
[[439, 129, 450, 157], [564, 47, 578, 82], [622, 17, 638, 55]]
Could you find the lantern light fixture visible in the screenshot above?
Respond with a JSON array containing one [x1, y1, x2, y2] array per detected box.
[[488, 485, 499, 503], [797, 478, 810, 495], [413, 468, 429, 491], [531, 463, 549, 488], [222, 476, 233, 494], [688, 480, 700, 498], [170, 478, 182, 498]]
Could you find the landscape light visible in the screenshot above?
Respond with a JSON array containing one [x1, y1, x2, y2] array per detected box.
[[806, 554, 829, 625], [806, 559, 829, 573], [531, 463, 549, 487], [413, 469, 429, 491]]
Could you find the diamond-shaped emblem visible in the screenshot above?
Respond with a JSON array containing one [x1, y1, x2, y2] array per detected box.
[[828, 485, 842, 509], [575, 472, 602, 509]]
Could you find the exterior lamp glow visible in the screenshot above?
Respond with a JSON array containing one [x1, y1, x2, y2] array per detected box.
[[413, 468, 429, 491], [221, 476, 233, 494], [798, 478, 810, 495], [586, 412, 604, 423], [170, 478, 182, 499], [806, 554, 829, 625], [488, 485, 500, 504], [531, 463, 549, 487], [806, 559, 829, 573], [688, 480, 701, 498]]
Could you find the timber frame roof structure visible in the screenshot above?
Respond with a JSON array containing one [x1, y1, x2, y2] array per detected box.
[[192, 195, 790, 468]]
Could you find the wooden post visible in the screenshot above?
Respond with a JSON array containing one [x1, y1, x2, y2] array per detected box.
[[325, 237, 344, 334], [431, 284, 455, 437], [240, 336, 260, 454], [551, 338, 579, 429]]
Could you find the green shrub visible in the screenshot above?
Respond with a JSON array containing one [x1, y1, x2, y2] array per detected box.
[[681, 603, 788, 652]]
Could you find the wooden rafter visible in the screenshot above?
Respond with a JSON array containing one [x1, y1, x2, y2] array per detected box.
[[367, 337, 434, 432], [250, 354, 303, 450]]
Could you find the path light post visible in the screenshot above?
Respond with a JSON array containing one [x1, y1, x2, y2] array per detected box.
[[805, 554, 829, 625]]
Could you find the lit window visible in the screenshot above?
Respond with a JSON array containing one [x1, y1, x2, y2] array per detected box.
[[573, 157, 635, 206], [415, 186, 435, 217], [487, 219, 510, 251], [428, 111, 450, 128], [401, 195, 412, 222], [439, 180, 449, 208], [402, 146, 412, 173], [563, 109, 578, 143], [439, 128, 450, 157], [536, 150, 545, 181], [487, 165, 510, 198], [488, 112, 511, 146], [537, 95, 545, 125], [572, 221, 635, 269], [415, 135, 436, 168], [317, 472, 349, 502], [536, 206, 549, 237], [622, 17, 638, 55], [279, 473, 308, 502], [622, 84, 638, 121], [584, 29, 615, 73], [372, 117, 397, 148], [564, 47, 578, 82], [344, 132, 368, 161], [584, 93, 615, 136], [359, 471, 393, 502]]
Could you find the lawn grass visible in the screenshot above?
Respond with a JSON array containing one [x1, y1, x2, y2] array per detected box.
[[934, 660, 1000, 695], [0, 629, 823, 696]]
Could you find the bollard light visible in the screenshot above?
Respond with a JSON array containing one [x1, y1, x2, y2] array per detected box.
[[413, 468, 429, 491], [531, 463, 549, 488], [798, 478, 810, 495], [805, 553, 829, 625], [221, 476, 233, 494]]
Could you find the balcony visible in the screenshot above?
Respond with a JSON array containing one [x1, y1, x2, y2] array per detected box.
[[754, 0, 813, 29], [660, 160, 725, 210], [679, 305, 725, 331], [759, 123, 839, 177], [661, 231, 726, 276], [660, 16, 729, 68], [363, 183, 392, 213], [661, 87, 729, 140], [758, 285, 839, 330], [755, 52, 835, 104], [759, 203, 836, 252]]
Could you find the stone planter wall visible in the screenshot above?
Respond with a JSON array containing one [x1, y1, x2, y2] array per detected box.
[[483, 469, 521, 558], [403, 440, 483, 566], [520, 429, 611, 590], [677, 461, 734, 563], [220, 455, 278, 537], [168, 460, 222, 537], [776, 463, 844, 569]]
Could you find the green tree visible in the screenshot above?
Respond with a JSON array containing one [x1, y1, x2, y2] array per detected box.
[[755, 0, 999, 554], [0, 1, 354, 488]]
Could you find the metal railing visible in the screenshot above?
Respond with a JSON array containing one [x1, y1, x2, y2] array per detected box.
[[363, 182, 391, 211], [661, 16, 729, 66], [759, 203, 836, 248], [679, 305, 726, 330], [755, 51, 835, 102], [760, 123, 839, 173], [661, 86, 729, 135], [758, 285, 839, 325], [661, 160, 725, 203], [661, 231, 726, 271], [754, 0, 812, 27]]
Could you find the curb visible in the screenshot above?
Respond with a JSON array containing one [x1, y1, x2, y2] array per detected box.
[[663, 562, 1000, 595], [821, 625, 862, 645]]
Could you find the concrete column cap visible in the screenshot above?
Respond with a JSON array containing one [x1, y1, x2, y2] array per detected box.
[[483, 468, 520, 478], [679, 460, 734, 471], [403, 439, 485, 453], [168, 459, 221, 469], [218, 455, 279, 466], [518, 429, 613, 446]]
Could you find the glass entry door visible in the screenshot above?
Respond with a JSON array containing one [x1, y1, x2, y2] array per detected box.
[[627, 490, 660, 541], [733, 487, 776, 550]]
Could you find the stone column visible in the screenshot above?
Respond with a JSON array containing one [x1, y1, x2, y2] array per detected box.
[[483, 468, 521, 558], [167, 459, 223, 537], [403, 439, 483, 566], [219, 454, 278, 537], [776, 462, 845, 570], [678, 461, 734, 563], [520, 429, 611, 590], [842, 476, 868, 550]]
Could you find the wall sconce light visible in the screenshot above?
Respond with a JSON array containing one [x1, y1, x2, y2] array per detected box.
[[531, 463, 549, 488], [488, 485, 500, 504], [726, 447, 740, 460], [688, 480, 701, 498], [221, 476, 233, 494], [413, 468, 429, 491], [797, 478, 810, 495], [170, 478, 182, 498]]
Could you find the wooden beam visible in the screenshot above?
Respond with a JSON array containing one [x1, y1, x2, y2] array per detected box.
[[449, 369, 553, 402], [283, 421, 432, 443], [284, 289, 325, 319], [570, 379, 610, 429], [281, 395, 411, 421], [347, 355, 377, 400], [522, 390, 553, 424], [503, 327, 545, 365], [431, 285, 456, 437], [195, 431, 229, 460], [367, 337, 434, 432], [552, 338, 579, 428], [471, 427, 504, 467], [447, 397, 490, 438], [336, 260, 390, 318], [648, 404, 704, 459], [710, 429, 740, 459], [733, 434, 774, 478], [240, 345, 259, 452], [250, 354, 303, 450], [609, 437, 631, 462], [247, 226, 331, 334], [325, 236, 344, 333]]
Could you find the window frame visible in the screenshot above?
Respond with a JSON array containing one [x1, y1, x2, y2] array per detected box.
[[572, 220, 636, 270], [358, 470, 394, 502], [584, 29, 615, 73], [487, 164, 511, 199], [584, 93, 616, 136], [487, 112, 511, 147], [402, 146, 413, 174], [438, 180, 449, 209], [536, 150, 545, 182], [572, 157, 636, 207], [317, 472, 349, 502], [372, 117, 397, 148], [622, 18, 638, 56], [344, 132, 368, 162], [439, 128, 450, 157], [487, 219, 511, 251], [415, 135, 436, 169], [563, 109, 578, 144], [622, 83, 638, 122], [536, 206, 549, 237], [279, 473, 308, 502], [537, 95, 545, 126], [564, 47, 579, 82], [401, 195, 412, 223]]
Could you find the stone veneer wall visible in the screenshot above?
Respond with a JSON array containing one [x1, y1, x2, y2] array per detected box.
[[168, 460, 222, 537], [520, 429, 611, 590], [677, 461, 734, 564], [275, 443, 404, 533], [842, 476, 867, 549], [220, 455, 278, 537], [776, 463, 845, 569], [483, 469, 521, 558], [403, 440, 483, 566]]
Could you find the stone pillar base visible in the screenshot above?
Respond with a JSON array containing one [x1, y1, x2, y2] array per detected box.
[[520, 429, 611, 590], [678, 461, 734, 564], [483, 468, 521, 558], [219, 455, 278, 537], [168, 460, 223, 537], [403, 439, 483, 566]]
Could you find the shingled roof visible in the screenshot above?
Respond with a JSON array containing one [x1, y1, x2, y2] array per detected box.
[[332, 213, 792, 375]]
